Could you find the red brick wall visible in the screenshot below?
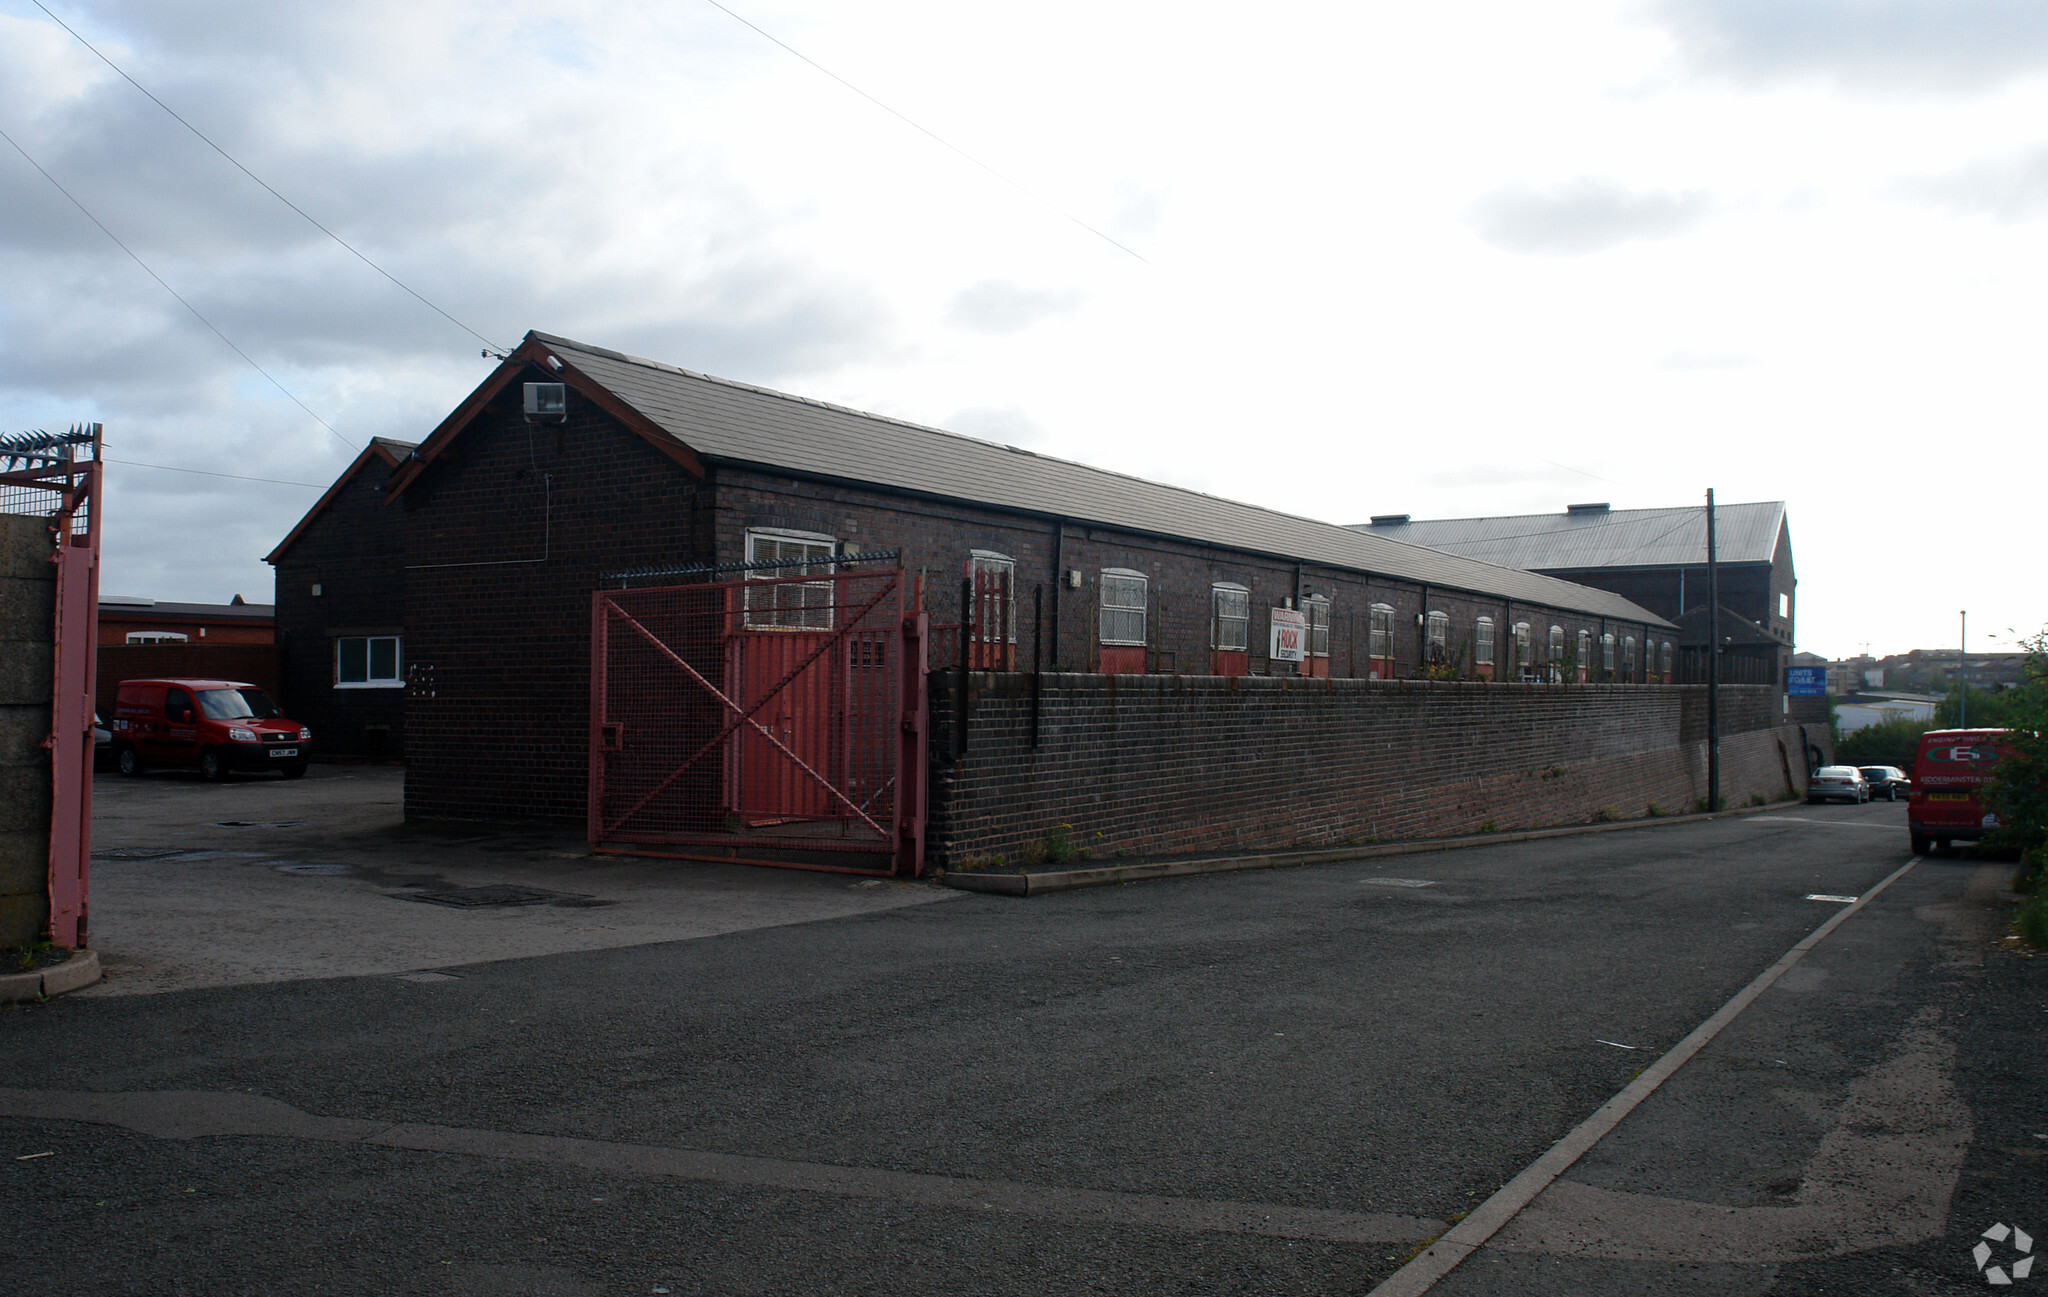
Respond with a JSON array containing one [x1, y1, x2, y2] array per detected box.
[[926, 678, 1814, 867]]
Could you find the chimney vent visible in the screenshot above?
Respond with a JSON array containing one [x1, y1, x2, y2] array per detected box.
[[1369, 513, 1411, 525], [1566, 502, 1610, 515]]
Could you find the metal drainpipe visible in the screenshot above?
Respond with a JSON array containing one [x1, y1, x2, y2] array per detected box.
[[1049, 518, 1064, 672]]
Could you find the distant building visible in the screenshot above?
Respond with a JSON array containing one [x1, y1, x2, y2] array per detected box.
[[97, 595, 272, 646], [1352, 500, 1796, 692], [1835, 693, 1938, 734]]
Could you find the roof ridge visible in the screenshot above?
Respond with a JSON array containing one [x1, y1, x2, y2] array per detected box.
[[1355, 500, 1784, 528]]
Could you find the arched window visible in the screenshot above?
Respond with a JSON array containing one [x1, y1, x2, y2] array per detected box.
[[1099, 569, 1147, 645], [1601, 633, 1616, 673], [1425, 611, 1449, 661], [1305, 594, 1332, 659], [1624, 635, 1637, 676], [1369, 603, 1395, 660], [1475, 617, 1495, 667], [1211, 583, 1250, 651], [1576, 629, 1591, 667], [1549, 625, 1565, 662], [1660, 640, 1673, 677], [970, 550, 1017, 646], [1515, 621, 1532, 667]]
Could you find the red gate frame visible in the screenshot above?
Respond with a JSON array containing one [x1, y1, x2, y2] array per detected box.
[[1, 424, 100, 948], [588, 570, 928, 876]]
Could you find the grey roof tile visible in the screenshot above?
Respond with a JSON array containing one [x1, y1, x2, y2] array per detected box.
[[531, 332, 1674, 628], [1351, 502, 1786, 570]]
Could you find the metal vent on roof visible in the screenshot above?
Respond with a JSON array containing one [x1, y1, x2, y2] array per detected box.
[[1369, 514, 1411, 525], [1566, 502, 1610, 514]]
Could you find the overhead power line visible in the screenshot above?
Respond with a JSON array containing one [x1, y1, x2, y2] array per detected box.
[[31, 0, 505, 354], [702, 0, 1152, 267], [106, 458, 327, 488], [0, 124, 356, 456]]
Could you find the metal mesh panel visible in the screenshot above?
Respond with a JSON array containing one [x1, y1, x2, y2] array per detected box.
[[591, 569, 904, 863]]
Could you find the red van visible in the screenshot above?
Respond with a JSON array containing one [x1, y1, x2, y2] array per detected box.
[[1908, 727, 2016, 854], [111, 678, 312, 781]]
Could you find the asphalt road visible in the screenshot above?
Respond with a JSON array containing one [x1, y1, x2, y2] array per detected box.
[[4, 793, 2041, 1295]]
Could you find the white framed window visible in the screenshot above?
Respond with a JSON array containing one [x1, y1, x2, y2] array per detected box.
[[126, 631, 188, 644], [1369, 603, 1395, 658], [970, 550, 1017, 643], [1602, 632, 1616, 672], [1779, 592, 1790, 618], [1624, 636, 1638, 674], [337, 635, 403, 688], [745, 529, 836, 629], [1515, 621, 1532, 667], [1661, 641, 1674, 676], [1099, 569, 1148, 646], [1550, 625, 1565, 662], [1475, 617, 1495, 666], [1425, 611, 1449, 658], [1305, 594, 1331, 658], [1576, 629, 1590, 667], [1212, 583, 1250, 651]]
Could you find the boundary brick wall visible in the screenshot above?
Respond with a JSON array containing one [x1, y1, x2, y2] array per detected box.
[[927, 676, 1822, 868], [0, 514, 54, 946]]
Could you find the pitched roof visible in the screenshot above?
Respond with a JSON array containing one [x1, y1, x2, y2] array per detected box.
[[1350, 502, 1787, 570], [98, 598, 274, 622], [263, 437, 416, 564], [395, 331, 1674, 627]]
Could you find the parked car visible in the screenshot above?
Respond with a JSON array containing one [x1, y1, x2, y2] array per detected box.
[[1807, 766, 1869, 804], [94, 711, 113, 772], [1909, 728, 2018, 855], [1858, 765, 1910, 801], [111, 678, 312, 780]]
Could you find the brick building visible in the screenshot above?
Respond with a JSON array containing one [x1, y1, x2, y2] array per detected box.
[[97, 595, 272, 646], [1353, 501, 1797, 690], [366, 331, 1674, 825], [265, 438, 414, 759]]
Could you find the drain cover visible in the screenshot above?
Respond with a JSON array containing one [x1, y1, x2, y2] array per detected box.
[[274, 862, 353, 876], [397, 885, 578, 909]]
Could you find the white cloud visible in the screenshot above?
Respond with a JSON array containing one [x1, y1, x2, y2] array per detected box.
[[1469, 178, 1714, 255], [1894, 144, 2048, 218], [1651, 0, 2048, 94]]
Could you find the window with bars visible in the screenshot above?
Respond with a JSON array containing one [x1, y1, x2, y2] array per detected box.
[[1212, 584, 1250, 651], [1576, 629, 1591, 667], [744, 531, 836, 629], [1100, 569, 1148, 646], [1550, 625, 1565, 662], [1305, 594, 1331, 657], [1426, 611, 1449, 659], [1661, 641, 1673, 676], [970, 550, 1017, 642], [1475, 617, 1495, 666], [1602, 633, 1616, 672], [1515, 622, 1532, 667], [1624, 636, 1637, 675], [1369, 603, 1394, 658]]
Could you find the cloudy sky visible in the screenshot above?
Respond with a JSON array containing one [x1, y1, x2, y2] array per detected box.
[[3, 0, 2042, 659]]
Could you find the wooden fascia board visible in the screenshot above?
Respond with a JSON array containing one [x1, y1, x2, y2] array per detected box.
[[263, 441, 395, 565], [384, 338, 704, 501]]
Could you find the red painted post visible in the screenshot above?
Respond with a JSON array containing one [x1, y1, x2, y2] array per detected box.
[[44, 429, 100, 949]]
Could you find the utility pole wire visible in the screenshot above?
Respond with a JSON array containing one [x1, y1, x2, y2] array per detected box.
[[702, 0, 1153, 267], [0, 124, 356, 456], [31, 0, 505, 354]]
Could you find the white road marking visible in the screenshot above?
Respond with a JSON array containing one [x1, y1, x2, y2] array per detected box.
[[1360, 878, 1438, 888], [1805, 894, 1860, 904], [1367, 855, 1924, 1297]]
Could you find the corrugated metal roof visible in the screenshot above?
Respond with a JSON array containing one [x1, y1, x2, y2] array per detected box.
[[530, 332, 1674, 627], [1350, 502, 1786, 570]]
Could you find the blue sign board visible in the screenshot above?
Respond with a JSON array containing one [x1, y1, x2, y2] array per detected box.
[[1786, 666, 1827, 697]]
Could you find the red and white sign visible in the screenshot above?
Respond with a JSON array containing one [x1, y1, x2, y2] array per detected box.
[[1269, 607, 1306, 663]]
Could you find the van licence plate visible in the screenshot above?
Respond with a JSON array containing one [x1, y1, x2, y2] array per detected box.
[[1928, 792, 1969, 802], [271, 748, 298, 758]]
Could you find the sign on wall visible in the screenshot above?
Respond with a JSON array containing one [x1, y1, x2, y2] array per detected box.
[[1786, 666, 1826, 697], [1270, 607, 1306, 663]]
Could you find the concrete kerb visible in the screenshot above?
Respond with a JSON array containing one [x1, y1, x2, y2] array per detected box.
[[0, 949, 100, 1003], [938, 802, 1796, 897]]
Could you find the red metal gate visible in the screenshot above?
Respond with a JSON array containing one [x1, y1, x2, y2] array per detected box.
[[1, 425, 101, 948], [588, 566, 927, 875]]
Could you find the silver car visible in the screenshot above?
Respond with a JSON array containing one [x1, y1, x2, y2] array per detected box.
[[1808, 765, 1870, 804]]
